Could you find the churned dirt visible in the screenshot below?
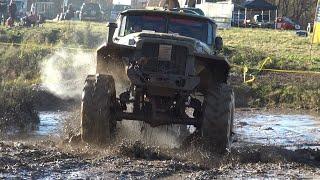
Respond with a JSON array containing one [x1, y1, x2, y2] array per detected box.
[[0, 139, 319, 179]]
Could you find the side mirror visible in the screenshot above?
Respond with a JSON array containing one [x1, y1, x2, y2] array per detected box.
[[215, 36, 223, 51], [107, 22, 118, 43]]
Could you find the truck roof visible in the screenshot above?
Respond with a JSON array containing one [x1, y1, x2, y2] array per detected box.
[[120, 9, 216, 24]]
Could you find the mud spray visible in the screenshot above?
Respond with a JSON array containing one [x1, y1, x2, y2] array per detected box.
[[40, 49, 186, 148], [41, 50, 96, 99]]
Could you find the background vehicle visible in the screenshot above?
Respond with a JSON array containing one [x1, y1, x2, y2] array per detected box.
[[189, 0, 234, 29], [276, 17, 301, 30], [80, 9, 234, 153], [33, 0, 60, 19], [109, 4, 131, 22], [79, 2, 103, 21], [63, 0, 85, 11]]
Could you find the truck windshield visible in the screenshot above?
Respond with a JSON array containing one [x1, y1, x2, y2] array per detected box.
[[168, 18, 208, 43], [124, 15, 166, 34], [122, 14, 211, 45]]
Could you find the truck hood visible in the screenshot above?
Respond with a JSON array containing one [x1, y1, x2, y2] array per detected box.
[[115, 32, 213, 55]]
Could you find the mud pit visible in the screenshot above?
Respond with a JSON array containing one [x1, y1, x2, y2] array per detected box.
[[234, 110, 320, 149], [0, 109, 320, 178]]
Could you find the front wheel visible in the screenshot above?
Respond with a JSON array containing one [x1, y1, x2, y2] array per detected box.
[[81, 74, 117, 144], [201, 83, 234, 153]]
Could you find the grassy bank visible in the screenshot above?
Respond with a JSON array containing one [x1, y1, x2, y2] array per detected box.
[[220, 28, 320, 111], [220, 28, 320, 71]]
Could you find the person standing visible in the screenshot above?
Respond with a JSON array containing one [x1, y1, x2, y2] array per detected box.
[[30, 3, 36, 15], [8, 0, 17, 20], [6, 0, 16, 26], [0, 0, 7, 25]]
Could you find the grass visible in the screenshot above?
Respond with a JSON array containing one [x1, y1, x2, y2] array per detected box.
[[219, 28, 320, 72], [0, 22, 319, 121], [0, 21, 107, 48], [219, 28, 320, 110]]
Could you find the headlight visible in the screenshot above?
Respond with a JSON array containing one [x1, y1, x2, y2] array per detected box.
[[128, 38, 136, 46], [195, 45, 204, 53], [195, 41, 205, 53]]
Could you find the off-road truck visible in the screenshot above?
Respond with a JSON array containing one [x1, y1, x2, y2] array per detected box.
[[81, 9, 234, 152]]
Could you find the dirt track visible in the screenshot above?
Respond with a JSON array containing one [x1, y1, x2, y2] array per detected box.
[[1, 109, 320, 179]]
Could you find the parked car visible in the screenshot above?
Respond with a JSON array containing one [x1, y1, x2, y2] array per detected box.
[[276, 17, 301, 30], [79, 2, 103, 21]]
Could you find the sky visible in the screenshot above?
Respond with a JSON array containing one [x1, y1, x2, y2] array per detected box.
[[113, 0, 131, 5]]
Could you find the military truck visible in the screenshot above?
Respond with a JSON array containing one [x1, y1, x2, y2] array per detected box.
[[81, 9, 234, 152]]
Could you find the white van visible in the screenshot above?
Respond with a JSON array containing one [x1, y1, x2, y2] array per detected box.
[[181, 0, 234, 29]]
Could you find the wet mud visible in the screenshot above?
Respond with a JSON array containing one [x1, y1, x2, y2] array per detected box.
[[234, 109, 320, 149], [0, 109, 320, 178]]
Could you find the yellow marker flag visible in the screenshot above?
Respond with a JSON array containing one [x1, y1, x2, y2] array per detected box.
[[243, 65, 248, 83], [313, 0, 320, 44]]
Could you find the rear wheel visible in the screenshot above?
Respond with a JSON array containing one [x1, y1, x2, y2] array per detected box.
[[81, 74, 117, 144], [201, 83, 234, 153]]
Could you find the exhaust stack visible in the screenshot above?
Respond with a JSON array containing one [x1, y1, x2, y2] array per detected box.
[[107, 23, 118, 44]]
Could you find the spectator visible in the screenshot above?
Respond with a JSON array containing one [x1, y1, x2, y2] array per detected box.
[[64, 4, 75, 20], [6, 16, 13, 27], [8, 0, 17, 24], [30, 3, 36, 15], [0, 0, 7, 25]]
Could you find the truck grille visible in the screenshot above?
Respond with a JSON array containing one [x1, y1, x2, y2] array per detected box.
[[141, 43, 187, 75]]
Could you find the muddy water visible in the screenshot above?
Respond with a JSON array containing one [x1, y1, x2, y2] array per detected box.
[[1, 109, 319, 179], [37, 111, 68, 136], [0, 111, 70, 140], [234, 110, 320, 149], [31, 110, 320, 149]]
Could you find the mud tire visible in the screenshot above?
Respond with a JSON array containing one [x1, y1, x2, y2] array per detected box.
[[81, 74, 117, 144], [201, 83, 234, 153]]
